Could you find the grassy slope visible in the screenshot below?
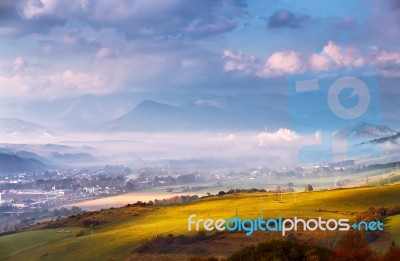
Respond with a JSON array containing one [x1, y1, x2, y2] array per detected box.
[[386, 214, 400, 243], [1, 184, 399, 261]]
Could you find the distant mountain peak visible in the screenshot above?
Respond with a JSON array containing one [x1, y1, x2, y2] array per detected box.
[[0, 118, 53, 139], [335, 122, 397, 140]]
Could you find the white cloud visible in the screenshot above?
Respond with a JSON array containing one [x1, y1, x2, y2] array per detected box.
[[22, 0, 61, 19], [0, 61, 108, 99], [223, 50, 305, 77], [259, 50, 304, 77], [258, 128, 300, 146], [51, 70, 105, 91], [223, 50, 257, 73], [223, 41, 400, 78], [309, 41, 365, 71]]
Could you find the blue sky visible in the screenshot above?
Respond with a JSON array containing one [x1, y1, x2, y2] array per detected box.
[[0, 0, 399, 101]]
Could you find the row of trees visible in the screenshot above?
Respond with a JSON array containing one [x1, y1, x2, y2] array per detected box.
[[153, 195, 199, 205]]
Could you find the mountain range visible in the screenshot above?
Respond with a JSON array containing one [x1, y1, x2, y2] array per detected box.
[[0, 92, 398, 134], [104, 97, 290, 132]]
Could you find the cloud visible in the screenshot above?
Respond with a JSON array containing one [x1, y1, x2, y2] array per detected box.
[[0, 57, 109, 99], [309, 42, 400, 77], [223, 41, 400, 78], [0, 37, 223, 100], [223, 50, 257, 73], [259, 51, 304, 76], [0, 0, 66, 36], [3, 0, 247, 39], [266, 9, 309, 29], [95, 47, 112, 60], [12, 57, 28, 71], [367, 47, 400, 77], [223, 49, 305, 77], [3, 129, 318, 166], [309, 41, 365, 71], [258, 128, 300, 146]]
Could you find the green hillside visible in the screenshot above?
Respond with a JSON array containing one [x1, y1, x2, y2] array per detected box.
[[1, 184, 399, 261]]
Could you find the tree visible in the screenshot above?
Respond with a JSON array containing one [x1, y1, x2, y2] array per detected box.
[[287, 182, 294, 192], [305, 184, 313, 192], [335, 230, 375, 261], [70, 206, 83, 215]]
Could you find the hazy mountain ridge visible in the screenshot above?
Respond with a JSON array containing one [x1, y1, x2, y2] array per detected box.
[[0, 118, 52, 139], [0, 143, 98, 168], [335, 122, 397, 140], [104, 96, 290, 132], [0, 92, 399, 132], [0, 152, 46, 174]]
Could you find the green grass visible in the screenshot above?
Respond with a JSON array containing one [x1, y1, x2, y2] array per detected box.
[[1, 184, 399, 261], [385, 214, 400, 244], [0, 227, 86, 259]]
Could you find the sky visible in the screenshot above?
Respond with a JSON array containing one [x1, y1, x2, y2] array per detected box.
[[0, 0, 399, 165], [0, 0, 399, 102]]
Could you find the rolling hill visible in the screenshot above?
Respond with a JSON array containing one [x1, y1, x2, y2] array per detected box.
[[1, 184, 399, 260]]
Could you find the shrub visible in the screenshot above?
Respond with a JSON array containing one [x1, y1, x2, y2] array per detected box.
[[382, 241, 400, 261], [228, 239, 332, 261], [335, 230, 376, 261], [74, 230, 85, 237]]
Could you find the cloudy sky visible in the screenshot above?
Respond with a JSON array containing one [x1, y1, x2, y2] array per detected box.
[[0, 0, 399, 165], [0, 0, 399, 101]]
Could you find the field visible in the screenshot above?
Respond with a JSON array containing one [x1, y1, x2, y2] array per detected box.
[[60, 191, 206, 211], [0, 184, 399, 261], [58, 167, 397, 212]]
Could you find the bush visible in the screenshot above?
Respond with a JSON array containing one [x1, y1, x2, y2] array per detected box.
[[74, 230, 85, 237], [134, 231, 221, 254], [382, 241, 400, 261], [335, 230, 376, 261], [82, 218, 99, 227], [228, 239, 332, 261]]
